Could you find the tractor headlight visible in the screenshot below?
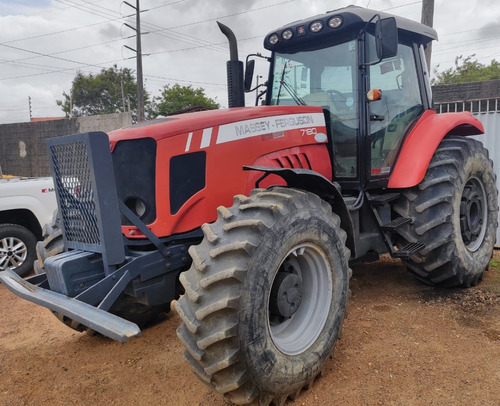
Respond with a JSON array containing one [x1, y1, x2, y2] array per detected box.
[[125, 196, 148, 219], [310, 21, 323, 33], [269, 33, 279, 45], [328, 16, 343, 29], [282, 29, 293, 40]]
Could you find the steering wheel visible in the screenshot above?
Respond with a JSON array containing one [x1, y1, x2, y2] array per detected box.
[[326, 90, 348, 111]]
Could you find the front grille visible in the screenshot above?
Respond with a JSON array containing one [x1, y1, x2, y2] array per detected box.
[[49, 141, 100, 246], [112, 138, 157, 225], [47, 132, 125, 266]]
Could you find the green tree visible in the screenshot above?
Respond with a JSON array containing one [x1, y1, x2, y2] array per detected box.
[[432, 55, 500, 85], [57, 65, 148, 118], [147, 84, 219, 118]]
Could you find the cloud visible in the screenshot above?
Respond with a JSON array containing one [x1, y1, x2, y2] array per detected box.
[[0, 0, 51, 17], [0, 0, 499, 124]]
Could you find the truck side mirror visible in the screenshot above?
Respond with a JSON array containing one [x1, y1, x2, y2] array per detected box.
[[244, 59, 255, 92], [375, 17, 398, 60]]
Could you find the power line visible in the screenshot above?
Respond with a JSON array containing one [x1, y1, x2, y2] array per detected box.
[[145, 74, 225, 87], [380, 1, 422, 11], [1, 18, 123, 45], [146, 35, 262, 56], [0, 58, 123, 81], [0, 42, 111, 71], [148, 0, 296, 33], [54, 0, 122, 21], [0, 38, 123, 67], [0, 0, 284, 78]]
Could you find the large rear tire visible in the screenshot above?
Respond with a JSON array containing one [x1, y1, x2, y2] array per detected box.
[[176, 187, 350, 405], [394, 136, 498, 287]]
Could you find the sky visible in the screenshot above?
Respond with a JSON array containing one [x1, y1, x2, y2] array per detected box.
[[0, 0, 499, 124]]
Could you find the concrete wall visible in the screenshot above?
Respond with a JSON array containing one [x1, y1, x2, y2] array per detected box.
[[432, 80, 500, 104], [0, 112, 132, 177]]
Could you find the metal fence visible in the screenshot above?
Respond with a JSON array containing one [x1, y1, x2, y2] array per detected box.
[[435, 98, 500, 114], [436, 100, 500, 246]]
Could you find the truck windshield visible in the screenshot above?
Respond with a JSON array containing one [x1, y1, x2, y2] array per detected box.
[[269, 39, 359, 178]]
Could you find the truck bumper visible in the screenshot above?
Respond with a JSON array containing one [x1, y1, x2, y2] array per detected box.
[[0, 269, 141, 342]]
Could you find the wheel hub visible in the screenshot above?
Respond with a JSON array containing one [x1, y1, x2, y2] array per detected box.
[[269, 271, 303, 319], [460, 177, 488, 251], [268, 243, 333, 355], [0, 237, 27, 270]]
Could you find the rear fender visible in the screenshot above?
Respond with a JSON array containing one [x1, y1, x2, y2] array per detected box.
[[388, 110, 484, 188], [243, 165, 356, 257]]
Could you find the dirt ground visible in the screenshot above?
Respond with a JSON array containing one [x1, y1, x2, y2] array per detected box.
[[1, 253, 499, 406]]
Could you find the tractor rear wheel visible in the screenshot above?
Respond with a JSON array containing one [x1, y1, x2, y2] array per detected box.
[[176, 187, 350, 405], [394, 136, 498, 287]]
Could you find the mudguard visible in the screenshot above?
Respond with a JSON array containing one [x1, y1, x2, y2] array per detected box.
[[243, 165, 356, 257], [388, 110, 484, 188]]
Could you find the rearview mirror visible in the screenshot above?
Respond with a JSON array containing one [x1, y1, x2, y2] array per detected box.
[[375, 17, 398, 60], [244, 59, 255, 92]]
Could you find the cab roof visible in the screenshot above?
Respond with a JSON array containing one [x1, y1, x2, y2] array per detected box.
[[264, 5, 438, 52]]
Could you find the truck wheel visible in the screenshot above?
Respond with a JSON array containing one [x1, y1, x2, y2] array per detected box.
[[394, 136, 498, 287], [176, 187, 350, 405], [0, 224, 37, 277]]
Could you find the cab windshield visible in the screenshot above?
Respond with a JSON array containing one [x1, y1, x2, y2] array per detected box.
[[269, 39, 359, 177]]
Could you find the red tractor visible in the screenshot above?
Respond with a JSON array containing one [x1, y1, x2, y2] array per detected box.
[[0, 6, 498, 406]]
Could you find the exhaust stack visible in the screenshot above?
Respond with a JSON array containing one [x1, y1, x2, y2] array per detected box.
[[217, 22, 245, 108]]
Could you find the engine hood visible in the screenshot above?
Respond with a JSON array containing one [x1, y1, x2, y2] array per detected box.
[[108, 105, 324, 145]]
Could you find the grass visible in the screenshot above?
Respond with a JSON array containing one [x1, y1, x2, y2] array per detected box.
[[490, 258, 500, 271]]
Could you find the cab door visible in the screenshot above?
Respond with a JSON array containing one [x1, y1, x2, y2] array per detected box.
[[367, 41, 424, 178]]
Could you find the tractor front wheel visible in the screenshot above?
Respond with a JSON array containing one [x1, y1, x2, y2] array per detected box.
[[176, 187, 350, 405], [394, 136, 498, 287]]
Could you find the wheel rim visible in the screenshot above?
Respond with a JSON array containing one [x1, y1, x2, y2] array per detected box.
[[0, 236, 28, 271], [268, 243, 333, 355], [460, 176, 488, 252]]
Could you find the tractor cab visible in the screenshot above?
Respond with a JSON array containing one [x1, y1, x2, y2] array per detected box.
[[260, 6, 437, 189]]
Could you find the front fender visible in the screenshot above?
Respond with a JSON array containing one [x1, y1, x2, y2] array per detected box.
[[388, 110, 484, 188], [243, 165, 356, 257]]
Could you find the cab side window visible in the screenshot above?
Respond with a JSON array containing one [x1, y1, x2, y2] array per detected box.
[[368, 42, 423, 175]]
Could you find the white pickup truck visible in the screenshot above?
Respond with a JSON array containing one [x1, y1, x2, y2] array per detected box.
[[0, 176, 58, 277]]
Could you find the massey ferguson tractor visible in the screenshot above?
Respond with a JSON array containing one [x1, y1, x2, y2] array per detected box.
[[0, 5, 498, 406]]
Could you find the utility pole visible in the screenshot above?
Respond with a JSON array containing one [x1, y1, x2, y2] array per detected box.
[[421, 0, 434, 72], [28, 96, 32, 121], [120, 74, 126, 113], [123, 0, 145, 122]]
